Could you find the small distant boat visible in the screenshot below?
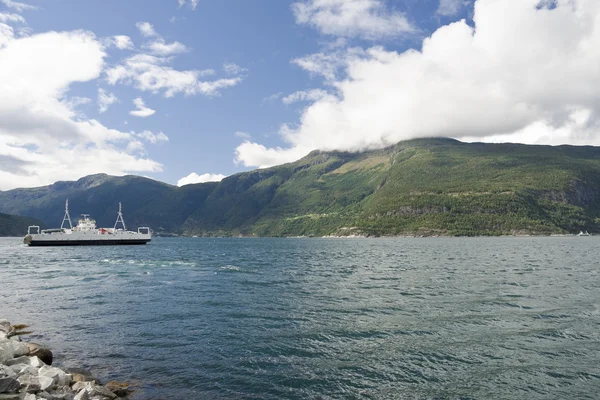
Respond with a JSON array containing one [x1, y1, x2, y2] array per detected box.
[[578, 230, 590, 236], [24, 200, 151, 246]]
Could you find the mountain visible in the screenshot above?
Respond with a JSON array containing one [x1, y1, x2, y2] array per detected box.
[[1, 138, 600, 237], [0, 213, 45, 237]]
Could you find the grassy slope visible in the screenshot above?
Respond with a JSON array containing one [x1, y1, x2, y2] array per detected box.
[[2, 139, 600, 236]]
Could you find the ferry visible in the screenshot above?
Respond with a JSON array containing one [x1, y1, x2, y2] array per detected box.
[[24, 200, 151, 246]]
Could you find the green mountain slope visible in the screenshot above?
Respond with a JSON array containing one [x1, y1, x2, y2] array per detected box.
[[0, 213, 45, 237], [2, 138, 600, 236]]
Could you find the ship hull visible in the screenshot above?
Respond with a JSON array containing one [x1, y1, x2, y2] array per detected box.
[[24, 231, 151, 246], [26, 238, 150, 246]]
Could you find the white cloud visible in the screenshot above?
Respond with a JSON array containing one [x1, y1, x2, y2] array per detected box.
[[143, 38, 187, 55], [107, 22, 241, 97], [97, 88, 118, 113], [0, 13, 25, 23], [129, 97, 156, 117], [0, 23, 15, 47], [437, 0, 466, 16], [136, 21, 157, 37], [223, 63, 247, 75], [177, 0, 198, 10], [234, 131, 251, 139], [0, 0, 37, 12], [111, 35, 134, 50], [236, 0, 600, 168], [177, 172, 225, 187], [292, 0, 414, 40], [234, 141, 308, 169], [106, 54, 240, 97], [283, 89, 330, 105], [0, 29, 164, 190], [135, 130, 168, 144], [263, 92, 283, 103], [291, 48, 364, 80]]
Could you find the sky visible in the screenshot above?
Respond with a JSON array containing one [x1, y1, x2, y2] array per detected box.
[[1, 0, 600, 190]]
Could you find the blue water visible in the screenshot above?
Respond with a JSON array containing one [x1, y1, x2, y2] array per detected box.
[[1, 236, 600, 399]]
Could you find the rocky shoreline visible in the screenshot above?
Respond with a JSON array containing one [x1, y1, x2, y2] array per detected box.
[[1, 319, 132, 400]]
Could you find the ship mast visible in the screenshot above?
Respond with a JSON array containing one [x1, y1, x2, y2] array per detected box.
[[61, 199, 73, 229], [114, 202, 127, 230]]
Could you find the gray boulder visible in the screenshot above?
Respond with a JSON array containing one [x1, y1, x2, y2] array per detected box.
[[0, 377, 20, 393], [0, 320, 10, 334], [0, 340, 30, 364], [26, 344, 53, 366]]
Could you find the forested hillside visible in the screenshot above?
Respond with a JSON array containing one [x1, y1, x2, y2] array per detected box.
[[2, 139, 600, 236]]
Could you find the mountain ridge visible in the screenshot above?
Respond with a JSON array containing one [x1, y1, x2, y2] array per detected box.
[[2, 138, 600, 237]]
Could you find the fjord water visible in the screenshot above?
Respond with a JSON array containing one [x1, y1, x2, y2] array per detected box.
[[1, 237, 599, 399]]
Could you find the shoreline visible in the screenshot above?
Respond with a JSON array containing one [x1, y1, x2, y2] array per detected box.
[[0, 319, 132, 399]]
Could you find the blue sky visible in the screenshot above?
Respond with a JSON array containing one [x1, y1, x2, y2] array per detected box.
[[1, 0, 599, 190]]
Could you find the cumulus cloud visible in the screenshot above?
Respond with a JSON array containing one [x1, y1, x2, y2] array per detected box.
[[437, 0, 467, 16], [234, 131, 251, 139], [0, 29, 164, 190], [111, 35, 134, 50], [143, 38, 187, 55], [106, 54, 240, 97], [234, 141, 308, 169], [97, 88, 118, 113], [129, 97, 156, 118], [292, 0, 414, 40], [0, 12, 25, 23], [0, 23, 14, 47], [177, 0, 199, 10], [283, 89, 330, 105], [106, 22, 241, 97], [136, 21, 157, 37], [177, 172, 225, 186], [291, 48, 364, 80], [223, 63, 247, 75], [135, 130, 168, 144], [236, 0, 600, 168], [0, 0, 37, 12]]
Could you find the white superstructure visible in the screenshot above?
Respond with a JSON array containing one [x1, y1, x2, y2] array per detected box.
[[24, 201, 151, 246]]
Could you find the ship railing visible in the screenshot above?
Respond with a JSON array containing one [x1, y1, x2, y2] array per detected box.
[[27, 226, 40, 235], [138, 227, 151, 235]]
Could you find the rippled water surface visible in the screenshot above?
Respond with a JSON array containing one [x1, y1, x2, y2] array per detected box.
[[1, 237, 600, 399]]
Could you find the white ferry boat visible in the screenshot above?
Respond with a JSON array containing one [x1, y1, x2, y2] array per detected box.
[[24, 200, 151, 246]]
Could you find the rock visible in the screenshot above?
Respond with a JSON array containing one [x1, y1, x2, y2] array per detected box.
[[18, 366, 39, 376], [71, 382, 86, 393], [24, 394, 37, 400], [8, 365, 28, 375], [0, 341, 30, 364], [104, 382, 132, 398], [0, 366, 15, 379], [0, 321, 10, 334], [73, 383, 116, 400], [73, 389, 89, 400], [17, 374, 41, 392], [0, 393, 21, 400], [27, 344, 53, 366], [0, 377, 20, 394], [66, 369, 96, 385], [5, 356, 32, 366], [87, 384, 117, 400], [39, 386, 74, 400], [29, 357, 46, 368]]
